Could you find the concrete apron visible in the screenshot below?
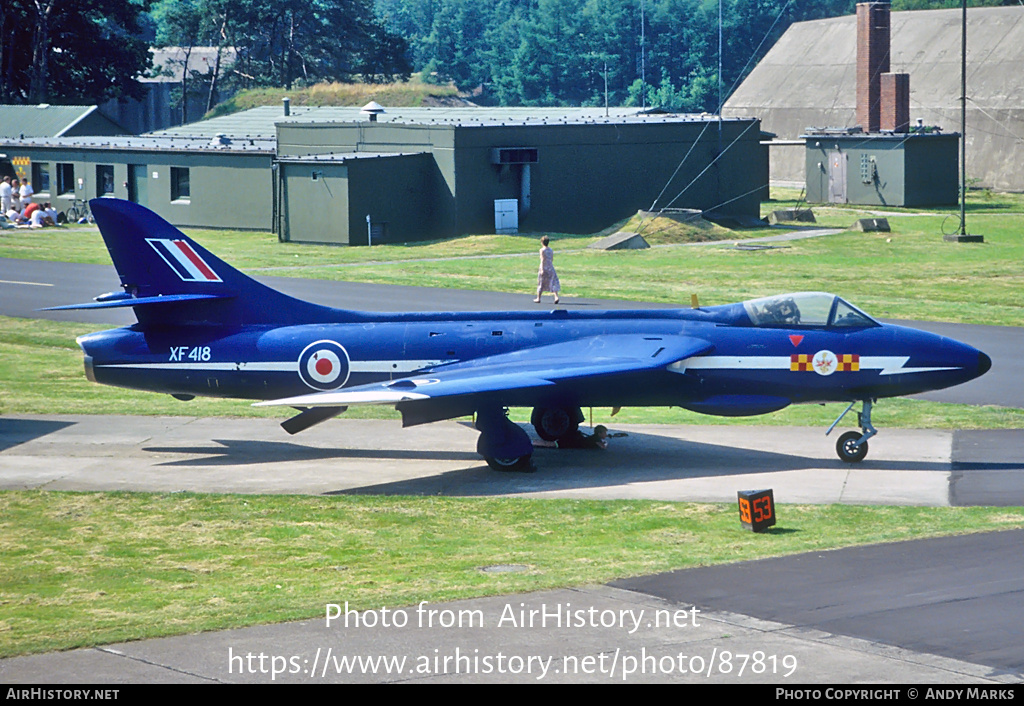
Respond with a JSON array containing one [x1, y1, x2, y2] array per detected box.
[[1, 415, 956, 506]]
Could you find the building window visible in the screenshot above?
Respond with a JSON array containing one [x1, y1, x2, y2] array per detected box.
[[96, 165, 114, 195], [171, 167, 190, 201], [31, 162, 50, 194], [56, 163, 74, 196]]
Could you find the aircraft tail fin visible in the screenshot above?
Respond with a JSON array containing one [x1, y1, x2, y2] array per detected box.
[[65, 199, 338, 327]]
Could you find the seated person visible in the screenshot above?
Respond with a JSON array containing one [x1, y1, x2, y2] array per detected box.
[[29, 209, 46, 227]]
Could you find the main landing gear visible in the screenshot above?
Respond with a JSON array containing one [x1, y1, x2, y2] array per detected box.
[[827, 399, 878, 463], [531, 405, 583, 441], [476, 406, 535, 472], [475, 404, 585, 472]]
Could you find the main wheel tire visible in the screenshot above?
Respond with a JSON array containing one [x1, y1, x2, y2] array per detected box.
[[485, 454, 535, 473], [836, 431, 868, 463], [531, 406, 580, 441]]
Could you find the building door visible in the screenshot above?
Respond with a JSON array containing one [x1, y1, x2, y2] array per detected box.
[[827, 151, 847, 203], [127, 165, 148, 206]]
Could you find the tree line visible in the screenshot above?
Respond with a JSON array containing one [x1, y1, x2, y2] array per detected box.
[[376, 0, 858, 111], [0, 0, 409, 107], [0, 0, 151, 104], [0, 0, 1018, 110], [375, 0, 1021, 112]]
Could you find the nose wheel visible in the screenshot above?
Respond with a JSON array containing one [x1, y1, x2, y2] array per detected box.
[[827, 400, 877, 463], [836, 430, 869, 463]]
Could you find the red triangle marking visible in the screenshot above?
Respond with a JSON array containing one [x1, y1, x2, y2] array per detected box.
[[789, 335, 804, 347]]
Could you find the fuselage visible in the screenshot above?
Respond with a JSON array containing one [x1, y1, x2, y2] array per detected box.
[[78, 300, 990, 418]]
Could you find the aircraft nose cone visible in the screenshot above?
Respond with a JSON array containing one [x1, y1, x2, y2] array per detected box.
[[978, 351, 992, 377]]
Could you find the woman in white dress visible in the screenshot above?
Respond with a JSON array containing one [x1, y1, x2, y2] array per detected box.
[[534, 235, 560, 304]]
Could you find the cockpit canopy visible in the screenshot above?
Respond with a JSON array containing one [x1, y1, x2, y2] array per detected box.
[[743, 292, 878, 329]]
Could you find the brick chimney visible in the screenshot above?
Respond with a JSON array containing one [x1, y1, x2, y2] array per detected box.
[[881, 72, 910, 132], [856, 2, 891, 133]]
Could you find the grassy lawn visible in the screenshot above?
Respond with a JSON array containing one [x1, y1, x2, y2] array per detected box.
[[293, 194, 1024, 326], [0, 222, 565, 268], [4, 188, 1021, 325], [204, 78, 465, 118], [2, 490, 1022, 657]]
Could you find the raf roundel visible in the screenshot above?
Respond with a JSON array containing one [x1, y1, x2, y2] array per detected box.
[[298, 340, 351, 391]]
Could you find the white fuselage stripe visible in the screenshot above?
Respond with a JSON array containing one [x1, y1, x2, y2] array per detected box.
[[95, 356, 960, 377], [94, 359, 450, 373], [671, 356, 959, 376]]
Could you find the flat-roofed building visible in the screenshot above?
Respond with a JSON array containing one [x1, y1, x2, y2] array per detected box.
[[0, 133, 274, 229], [2, 105, 767, 240], [274, 109, 766, 244]]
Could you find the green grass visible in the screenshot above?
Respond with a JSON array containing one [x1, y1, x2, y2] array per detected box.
[[204, 78, 465, 119], [5, 189, 1021, 325], [302, 205, 1024, 326], [2, 490, 1022, 657], [0, 222, 561, 268]]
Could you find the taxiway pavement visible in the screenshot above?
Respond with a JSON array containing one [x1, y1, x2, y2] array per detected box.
[[3, 415, 1024, 507]]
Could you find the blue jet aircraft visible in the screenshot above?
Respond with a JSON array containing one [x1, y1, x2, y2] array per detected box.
[[51, 199, 991, 471]]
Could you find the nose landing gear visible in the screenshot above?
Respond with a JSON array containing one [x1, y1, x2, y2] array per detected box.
[[827, 399, 878, 463]]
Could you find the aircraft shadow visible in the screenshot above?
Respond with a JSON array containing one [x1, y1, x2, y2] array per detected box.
[[143, 440, 480, 466], [0, 418, 76, 453], [326, 428, 974, 497], [135, 427, 1023, 499]]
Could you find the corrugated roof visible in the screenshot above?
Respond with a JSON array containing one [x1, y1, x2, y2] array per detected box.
[[0, 104, 106, 138], [277, 151, 424, 163], [0, 105, 742, 157], [0, 134, 275, 154], [150, 105, 727, 139]]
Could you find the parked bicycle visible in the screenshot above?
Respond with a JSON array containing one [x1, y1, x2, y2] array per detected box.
[[64, 198, 93, 224]]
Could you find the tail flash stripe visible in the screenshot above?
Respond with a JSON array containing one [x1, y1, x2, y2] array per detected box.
[[172, 240, 220, 281], [147, 238, 222, 283], [147, 239, 191, 280]]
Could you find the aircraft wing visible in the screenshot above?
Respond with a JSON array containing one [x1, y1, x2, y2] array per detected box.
[[254, 333, 713, 413]]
